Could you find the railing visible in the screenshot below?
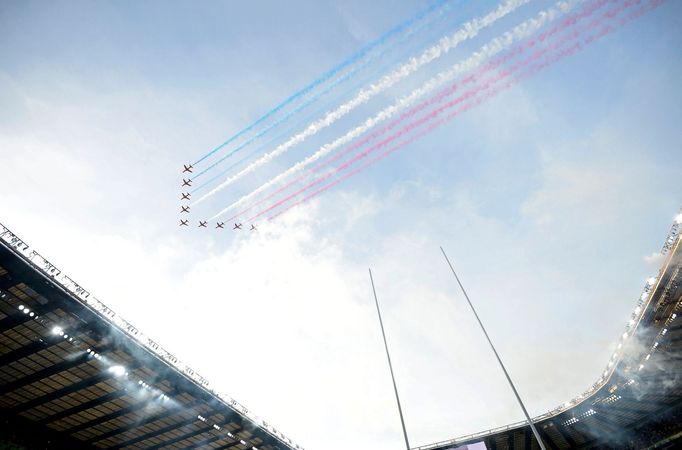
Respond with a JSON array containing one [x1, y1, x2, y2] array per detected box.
[[0, 222, 304, 450], [414, 206, 682, 450]]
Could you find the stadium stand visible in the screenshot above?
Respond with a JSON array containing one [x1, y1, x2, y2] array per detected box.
[[417, 211, 682, 450], [1, 209, 680, 450], [0, 223, 300, 450]]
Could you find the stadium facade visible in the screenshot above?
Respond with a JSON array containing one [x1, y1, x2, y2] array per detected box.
[[1, 209, 681, 449]]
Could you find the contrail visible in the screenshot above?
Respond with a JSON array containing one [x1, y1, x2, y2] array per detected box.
[[267, 0, 663, 222], [249, 23, 585, 221], [194, 0, 532, 207], [191, 0, 451, 167], [258, 0, 641, 220], [230, 0, 610, 222], [192, 0, 460, 181], [208, 0, 574, 220]]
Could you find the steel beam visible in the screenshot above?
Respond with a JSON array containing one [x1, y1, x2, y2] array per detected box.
[[38, 387, 130, 425], [85, 398, 203, 444]]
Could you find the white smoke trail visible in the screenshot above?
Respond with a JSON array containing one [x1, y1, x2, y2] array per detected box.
[[192, 0, 531, 207], [208, 0, 582, 221]]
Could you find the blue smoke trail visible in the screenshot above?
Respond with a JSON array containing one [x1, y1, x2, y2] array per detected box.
[[191, 0, 451, 167], [190, 0, 462, 194], [192, 0, 462, 180]]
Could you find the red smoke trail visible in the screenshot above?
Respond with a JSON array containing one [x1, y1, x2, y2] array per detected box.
[[266, 0, 663, 222], [250, 0, 629, 222], [231, 0, 614, 223]]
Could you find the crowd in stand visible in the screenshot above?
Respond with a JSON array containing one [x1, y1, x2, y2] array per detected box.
[[624, 408, 682, 449]]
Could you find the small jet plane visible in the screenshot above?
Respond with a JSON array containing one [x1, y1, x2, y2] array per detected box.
[[182, 179, 192, 187], [233, 223, 242, 230], [181, 206, 190, 213], [183, 164, 193, 173], [216, 222, 225, 229], [250, 224, 257, 231], [198, 221, 207, 228], [180, 219, 189, 227], [181, 193, 191, 201]]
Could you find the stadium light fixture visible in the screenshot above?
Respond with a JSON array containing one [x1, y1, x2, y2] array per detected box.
[[52, 326, 63, 336], [675, 213, 682, 224], [18, 304, 24, 310], [647, 276, 657, 285], [108, 365, 126, 377]]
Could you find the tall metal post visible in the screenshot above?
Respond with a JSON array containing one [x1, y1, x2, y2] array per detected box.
[[439, 247, 547, 450], [368, 268, 411, 450]]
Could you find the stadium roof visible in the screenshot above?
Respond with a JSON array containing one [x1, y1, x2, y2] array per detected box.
[[0, 222, 301, 450], [417, 210, 682, 450]]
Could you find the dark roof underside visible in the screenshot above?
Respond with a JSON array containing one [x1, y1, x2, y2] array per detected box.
[[0, 242, 293, 450]]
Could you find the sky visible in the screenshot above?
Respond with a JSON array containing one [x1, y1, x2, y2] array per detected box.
[[1, 0, 681, 449]]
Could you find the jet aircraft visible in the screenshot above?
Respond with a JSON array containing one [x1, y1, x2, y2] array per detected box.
[[250, 224, 257, 231], [233, 223, 242, 230], [181, 193, 191, 200], [198, 221, 207, 228], [180, 220, 189, 226], [183, 164, 193, 173], [182, 179, 192, 187], [181, 206, 190, 213], [216, 222, 225, 229]]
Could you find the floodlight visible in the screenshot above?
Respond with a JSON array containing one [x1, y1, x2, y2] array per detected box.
[[52, 326, 63, 336], [108, 366, 126, 377], [675, 213, 682, 224]]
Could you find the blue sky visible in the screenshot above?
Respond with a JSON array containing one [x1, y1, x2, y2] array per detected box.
[[1, 1, 681, 449]]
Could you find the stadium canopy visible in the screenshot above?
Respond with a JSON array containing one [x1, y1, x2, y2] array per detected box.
[[0, 223, 301, 450], [417, 212, 682, 450]]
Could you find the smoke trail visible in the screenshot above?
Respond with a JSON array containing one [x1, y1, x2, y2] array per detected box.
[[207, 0, 578, 220], [192, 0, 460, 180], [227, 0, 612, 222], [194, 0, 532, 207], [191, 0, 451, 167], [251, 37, 576, 221], [191, 5, 463, 194], [267, 0, 662, 222]]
